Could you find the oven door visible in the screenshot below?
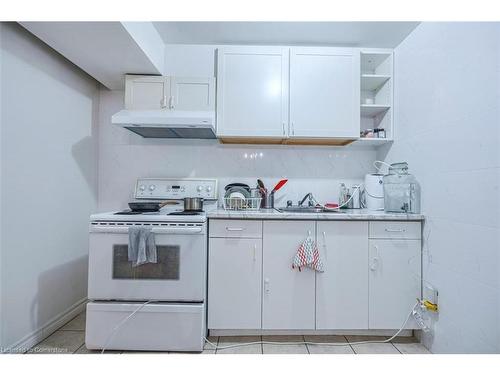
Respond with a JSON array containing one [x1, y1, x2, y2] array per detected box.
[[88, 223, 206, 301]]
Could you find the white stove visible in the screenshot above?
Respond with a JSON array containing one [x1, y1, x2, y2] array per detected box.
[[85, 178, 217, 352]]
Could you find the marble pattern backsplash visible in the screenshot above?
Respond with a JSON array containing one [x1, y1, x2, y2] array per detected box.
[[97, 90, 378, 211]]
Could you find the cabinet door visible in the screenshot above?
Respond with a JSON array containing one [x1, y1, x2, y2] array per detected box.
[[124, 75, 170, 110], [262, 221, 315, 329], [216, 47, 289, 137], [316, 221, 369, 329], [369, 239, 421, 329], [208, 237, 262, 329], [170, 77, 215, 111], [289, 48, 360, 138]]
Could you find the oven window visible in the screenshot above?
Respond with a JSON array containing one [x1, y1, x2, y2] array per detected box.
[[112, 245, 180, 280]]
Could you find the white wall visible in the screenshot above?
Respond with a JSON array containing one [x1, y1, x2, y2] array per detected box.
[[378, 22, 500, 353], [0, 23, 99, 350]]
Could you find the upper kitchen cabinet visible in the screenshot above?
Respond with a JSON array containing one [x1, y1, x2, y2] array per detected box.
[[124, 74, 215, 111], [289, 48, 360, 141], [216, 47, 289, 141], [125, 75, 170, 110], [170, 77, 215, 111]]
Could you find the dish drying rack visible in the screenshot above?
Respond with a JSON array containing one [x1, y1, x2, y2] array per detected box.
[[223, 197, 262, 211]]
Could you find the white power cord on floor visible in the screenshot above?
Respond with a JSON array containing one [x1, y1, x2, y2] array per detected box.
[[204, 300, 420, 350], [101, 300, 157, 354]]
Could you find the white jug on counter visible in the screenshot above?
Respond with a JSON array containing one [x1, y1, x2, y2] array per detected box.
[[363, 173, 384, 210]]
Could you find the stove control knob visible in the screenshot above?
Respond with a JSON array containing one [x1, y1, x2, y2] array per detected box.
[[139, 185, 146, 191], [149, 185, 156, 191], [197, 185, 203, 192], [206, 186, 212, 192]]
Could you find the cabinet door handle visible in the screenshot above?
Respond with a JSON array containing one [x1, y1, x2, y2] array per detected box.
[[264, 278, 270, 293], [385, 228, 406, 233], [282, 122, 285, 136], [370, 244, 380, 271], [322, 231, 327, 261], [225, 227, 244, 231], [253, 244, 257, 262], [169, 96, 175, 109], [292, 122, 295, 136], [161, 96, 168, 108]]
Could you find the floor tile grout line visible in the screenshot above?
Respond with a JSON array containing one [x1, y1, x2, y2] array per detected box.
[[74, 343, 85, 354], [59, 329, 85, 332], [344, 335, 356, 354], [392, 343, 403, 354], [303, 335, 310, 354], [29, 327, 73, 351]]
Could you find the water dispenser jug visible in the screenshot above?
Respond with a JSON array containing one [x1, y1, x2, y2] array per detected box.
[[383, 162, 421, 214]]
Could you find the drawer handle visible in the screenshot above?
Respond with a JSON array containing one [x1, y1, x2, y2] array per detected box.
[[385, 228, 406, 233], [225, 227, 244, 231]]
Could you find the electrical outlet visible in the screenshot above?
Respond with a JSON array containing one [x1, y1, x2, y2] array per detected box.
[[423, 284, 438, 306]]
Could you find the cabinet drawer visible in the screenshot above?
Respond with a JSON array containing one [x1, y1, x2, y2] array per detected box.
[[209, 220, 262, 238], [369, 221, 421, 239]]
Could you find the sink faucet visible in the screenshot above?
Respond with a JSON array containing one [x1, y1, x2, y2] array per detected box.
[[298, 193, 314, 207]]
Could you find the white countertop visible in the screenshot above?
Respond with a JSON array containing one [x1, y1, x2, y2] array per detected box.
[[207, 208, 424, 221]]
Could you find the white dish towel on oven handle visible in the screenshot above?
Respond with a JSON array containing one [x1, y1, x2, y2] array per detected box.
[[128, 226, 157, 267], [292, 230, 324, 272]]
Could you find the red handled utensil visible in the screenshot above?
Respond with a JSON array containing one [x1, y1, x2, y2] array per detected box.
[[271, 179, 288, 193]]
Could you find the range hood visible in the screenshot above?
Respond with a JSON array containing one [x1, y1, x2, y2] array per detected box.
[[111, 110, 216, 139]]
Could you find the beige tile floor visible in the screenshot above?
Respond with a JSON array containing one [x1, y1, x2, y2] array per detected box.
[[26, 311, 431, 354]]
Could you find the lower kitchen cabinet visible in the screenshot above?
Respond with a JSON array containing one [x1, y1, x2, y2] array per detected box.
[[262, 221, 316, 329], [207, 218, 423, 332], [316, 221, 369, 329], [368, 239, 421, 329], [208, 237, 262, 329]]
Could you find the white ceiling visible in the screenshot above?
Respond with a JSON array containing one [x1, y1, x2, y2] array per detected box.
[[153, 22, 420, 47]]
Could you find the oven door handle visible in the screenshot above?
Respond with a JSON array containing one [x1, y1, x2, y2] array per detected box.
[[90, 226, 203, 234]]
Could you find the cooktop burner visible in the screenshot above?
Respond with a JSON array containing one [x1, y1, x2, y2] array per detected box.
[[168, 210, 204, 216], [114, 210, 148, 215]]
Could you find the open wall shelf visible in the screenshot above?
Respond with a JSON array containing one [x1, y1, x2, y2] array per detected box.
[[361, 74, 391, 91], [359, 50, 394, 145], [360, 104, 390, 117], [351, 137, 394, 147]]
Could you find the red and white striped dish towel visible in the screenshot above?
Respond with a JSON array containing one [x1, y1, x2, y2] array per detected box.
[[292, 234, 325, 272]]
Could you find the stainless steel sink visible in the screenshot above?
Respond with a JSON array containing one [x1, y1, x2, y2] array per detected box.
[[277, 206, 341, 213]]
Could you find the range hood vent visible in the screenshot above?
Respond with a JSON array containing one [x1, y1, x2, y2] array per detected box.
[[111, 110, 216, 139]]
